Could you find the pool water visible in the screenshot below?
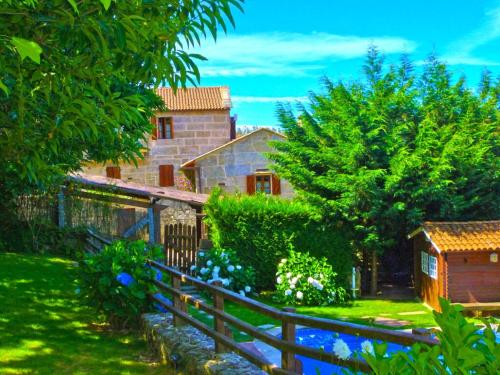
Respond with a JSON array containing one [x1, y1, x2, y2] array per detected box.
[[289, 328, 407, 375]]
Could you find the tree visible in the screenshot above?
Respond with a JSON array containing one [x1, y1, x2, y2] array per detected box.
[[270, 48, 499, 294], [0, 0, 243, 195]]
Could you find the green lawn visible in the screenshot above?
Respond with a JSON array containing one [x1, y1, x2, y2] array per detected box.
[[0, 252, 164, 375]]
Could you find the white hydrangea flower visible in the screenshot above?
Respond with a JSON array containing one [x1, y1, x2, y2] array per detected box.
[[213, 266, 220, 273], [227, 265, 235, 272], [286, 272, 292, 278], [307, 277, 314, 284], [200, 268, 209, 275], [361, 340, 374, 355], [236, 265, 242, 270], [222, 278, 230, 287], [277, 276, 283, 284], [244, 286, 251, 293], [239, 290, 245, 297], [291, 277, 298, 284], [198, 252, 205, 257], [207, 260, 213, 266], [296, 291, 303, 300], [333, 339, 351, 360], [280, 259, 287, 264], [190, 265, 197, 271], [285, 289, 292, 296], [290, 283, 296, 289]]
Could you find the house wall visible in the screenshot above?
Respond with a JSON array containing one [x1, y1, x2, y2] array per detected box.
[[446, 251, 500, 303], [195, 130, 294, 198], [413, 234, 446, 311], [84, 110, 231, 187]]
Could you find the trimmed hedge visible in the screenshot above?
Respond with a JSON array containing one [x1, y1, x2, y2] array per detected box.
[[204, 189, 352, 290]]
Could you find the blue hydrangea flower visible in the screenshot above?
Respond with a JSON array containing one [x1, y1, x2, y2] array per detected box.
[[155, 269, 162, 281], [153, 293, 172, 313], [116, 272, 134, 286]]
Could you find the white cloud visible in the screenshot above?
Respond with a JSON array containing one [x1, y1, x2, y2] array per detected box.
[[192, 32, 417, 77], [442, 6, 500, 66], [232, 95, 308, 103]]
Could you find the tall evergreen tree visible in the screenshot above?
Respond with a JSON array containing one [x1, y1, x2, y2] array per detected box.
[[270, 49, 499, 294]]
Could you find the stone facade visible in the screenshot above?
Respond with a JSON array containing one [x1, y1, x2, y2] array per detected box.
[[191, 129, 294, 198], [142, 313, 267, 375], [84, 110, 232, 187]]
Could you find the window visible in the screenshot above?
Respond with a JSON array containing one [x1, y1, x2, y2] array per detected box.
[[158, 117, 173, 139], [106, 166, 121, 179], [246, 173, 281, 195], [429, 256, 438, 279], [256, 174, 272, 194], [159, 164, 174, 187], [421, 251, 429, 275]]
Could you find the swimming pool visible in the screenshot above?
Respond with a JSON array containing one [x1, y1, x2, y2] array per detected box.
[[289, 328, 407, 375]]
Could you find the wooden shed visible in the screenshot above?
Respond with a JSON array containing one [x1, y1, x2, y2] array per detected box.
[[409, 221, 500, 311]]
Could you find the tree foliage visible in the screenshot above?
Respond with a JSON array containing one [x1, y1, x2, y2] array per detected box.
[[270, 47, 499, 290], [0, 0, 243, 194]]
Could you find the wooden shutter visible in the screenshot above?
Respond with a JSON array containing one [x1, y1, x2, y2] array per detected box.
[[151, 116, 158, 140], [159, 164, 174, 187], [271, 174, 281, 195], [106, 166, 120, 179], [246, 175, 256, 195]]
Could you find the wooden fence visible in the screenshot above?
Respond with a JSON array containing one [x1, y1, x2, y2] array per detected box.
[[164, 223, 198, 274], [147, 260, 439, 374]]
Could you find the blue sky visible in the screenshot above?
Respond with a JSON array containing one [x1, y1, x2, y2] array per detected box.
[[192, 0, 500, 127]]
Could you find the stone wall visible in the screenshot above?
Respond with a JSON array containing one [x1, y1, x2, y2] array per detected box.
[[142, 313, 267, 375], [84, 109, 231, 187], [196, 130, 294, 198]]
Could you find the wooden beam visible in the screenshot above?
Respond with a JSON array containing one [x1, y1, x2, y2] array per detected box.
[[70, 189, 152, 209], [123, 214, 149, 238]]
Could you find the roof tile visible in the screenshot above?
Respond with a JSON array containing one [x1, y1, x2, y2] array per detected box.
[[156, 86, 231, 111], [422, 221, 500, 252]]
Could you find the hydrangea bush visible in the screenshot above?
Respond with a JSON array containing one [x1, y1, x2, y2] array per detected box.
[[274, 250, 347, 306], [77, 239, 164, 328], [193, 248, 255, 297]]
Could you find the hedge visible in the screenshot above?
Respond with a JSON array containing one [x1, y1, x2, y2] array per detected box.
[[204, 189, 353, 290]]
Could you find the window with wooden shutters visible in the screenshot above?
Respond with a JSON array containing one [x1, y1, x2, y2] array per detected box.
[[246, 175, 256, 195], [256, 174, 272, 194], [106, 166, 121, 179], [159, 164, 174, 187], [271, 174, 281, 195], [158, 117, 174, 139], [151, 116, 158, 140]]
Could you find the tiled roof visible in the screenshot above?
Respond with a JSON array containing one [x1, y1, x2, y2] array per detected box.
[[411, 221, 500, 253], [156, 86, 231, 111]]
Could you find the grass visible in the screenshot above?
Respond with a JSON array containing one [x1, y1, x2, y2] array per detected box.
[[0, 252, 165, 375]]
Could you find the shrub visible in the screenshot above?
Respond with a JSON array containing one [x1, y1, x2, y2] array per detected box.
[[204, 189, 352, 290], [193, 248, 256, 297], [274, 250, 347, 305], [361, 298, 500, 374], [77, 239, 164, 328]]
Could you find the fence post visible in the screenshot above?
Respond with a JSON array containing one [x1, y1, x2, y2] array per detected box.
[[281, 307, 297, 372], [213, 280, 227, 353], [172, 273, 186, 327], [57, 188, 65, 228]]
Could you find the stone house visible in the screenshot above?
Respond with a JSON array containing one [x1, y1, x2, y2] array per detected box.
[[84, 86, 293, 198], [181, 128, 293, 198]]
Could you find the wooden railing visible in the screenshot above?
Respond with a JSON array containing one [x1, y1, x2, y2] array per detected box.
[[147, 260, 438, 374], [85, 228, 112, 253]]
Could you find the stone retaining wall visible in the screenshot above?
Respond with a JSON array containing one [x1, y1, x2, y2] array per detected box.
[[142, 313, 267, 375]]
